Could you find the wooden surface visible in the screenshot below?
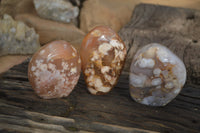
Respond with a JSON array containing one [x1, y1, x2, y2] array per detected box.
[[0, 61, 200, 132], [0, 59, 200, 133], [141, 0, 200, 10], [0, 4, 200, 133]]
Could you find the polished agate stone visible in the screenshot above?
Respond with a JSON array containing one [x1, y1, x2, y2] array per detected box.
[[80, 26, 126, 95], [129, 43, 186, 106], [28, 40, 81, 99]]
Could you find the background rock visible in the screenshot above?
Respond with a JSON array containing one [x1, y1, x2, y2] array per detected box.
[[0, 0, 37, 17], [16, 14, 85, 50], [80, 0, 139, 33], [0, 14, 40, 56], [33, 0, 79, 25], [0, 0, 36, 74]]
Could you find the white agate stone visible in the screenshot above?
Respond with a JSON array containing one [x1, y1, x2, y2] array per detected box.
[[129, 43, 186, 106]]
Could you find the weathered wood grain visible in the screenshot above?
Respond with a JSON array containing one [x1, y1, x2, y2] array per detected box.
[[0, 58, 199, 133], [119, 4, 200, 85]]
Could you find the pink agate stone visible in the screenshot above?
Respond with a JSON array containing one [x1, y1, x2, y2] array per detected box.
[[28, 40, 81, 99], [129, 43, 186, 106], [80, 26, 127, 95]]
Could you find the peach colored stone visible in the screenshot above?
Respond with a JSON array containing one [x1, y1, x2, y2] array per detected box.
[[80, 26, 126, 95], [28, 40, 81, 99]]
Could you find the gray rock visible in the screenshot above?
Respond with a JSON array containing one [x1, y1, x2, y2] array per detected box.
[[33, 0, 79, 23], [0, 14, 40, 56]]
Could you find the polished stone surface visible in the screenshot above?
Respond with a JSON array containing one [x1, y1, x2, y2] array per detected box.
[[28, 40, 81, 99], [129, 43, 186, 106], [80, 26, 127, 95]]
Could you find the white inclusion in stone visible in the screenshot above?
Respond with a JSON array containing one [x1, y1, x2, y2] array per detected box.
[[34, 70, 40, 77], [99, 35, 107, 41], [141, 96, 155, 105], [88, 87, 97, 94], [35, 59, 43, 67], [156, 48, 169, 63], [137, 58, 155, 68], [78, 58, 81, 63], [129, 73, 147, 87], [72, 52, 76, 57], [72, 46, 77, 53], [35, 70, 52, 88], [85, 68, 92, 75], [165, 82, 174, 89], [87, 68, 95, 75], [153, 68, 161, 77], [91, 51, 100, 61], [94, 77, 103, 89], [101, 66, 111, 74], [104, 74, 112, 81], [174, 88, 180, 94], [31, 66, 36, 71], [61, 62, 69, 70], [70, 67, 77, 75], [151, 78, 162, 86], [40, 50, 45, 55], [110, 39, 124, 49], [116, 50, 125, 61], [98, 43, 112, 55], [48, 63, 56, 71], [40, 64, 48, 71], [87, 75, 94, 84], [93, 77, 110, 92]]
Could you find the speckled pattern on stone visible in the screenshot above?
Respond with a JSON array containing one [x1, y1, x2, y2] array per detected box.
[[129, 43, 186, 106], [80, 26, 127, 95], [28, 40, 81, 99]]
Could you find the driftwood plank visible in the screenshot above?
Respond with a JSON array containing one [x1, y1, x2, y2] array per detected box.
[[0, 58, 200, 133], [119, 4, 200, 85], [0, 4, 200, 133]]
